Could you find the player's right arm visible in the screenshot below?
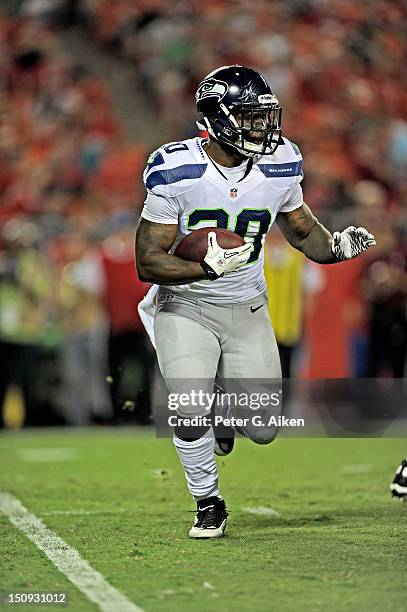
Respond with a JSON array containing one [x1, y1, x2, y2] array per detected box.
[[136, 219, 251, 284], [135, 218, 207, 285]]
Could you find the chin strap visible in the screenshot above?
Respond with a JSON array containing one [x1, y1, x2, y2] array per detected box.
[[205, 146, 254, 183], [238, 157, 254, 182]]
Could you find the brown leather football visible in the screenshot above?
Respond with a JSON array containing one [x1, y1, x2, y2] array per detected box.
[[173, 227, 245, 262]]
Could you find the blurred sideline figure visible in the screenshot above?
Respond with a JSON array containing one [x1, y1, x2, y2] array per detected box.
[[102, 220, 152, 424], [362, 233, 406, 378], [0, 218, 60, 426], [55, 230, 112, 426], [264, 229, 325, 381], [264, 230, 304, 379]]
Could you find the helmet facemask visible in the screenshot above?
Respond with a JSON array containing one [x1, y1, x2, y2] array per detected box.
[[230, 101, 282, 156], [197, 98, 282, 158]]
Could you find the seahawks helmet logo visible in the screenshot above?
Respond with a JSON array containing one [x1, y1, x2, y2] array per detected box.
[[196, 78, 228, 102]]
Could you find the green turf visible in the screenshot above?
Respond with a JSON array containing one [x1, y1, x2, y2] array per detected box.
[[0, 430, 405, 612]]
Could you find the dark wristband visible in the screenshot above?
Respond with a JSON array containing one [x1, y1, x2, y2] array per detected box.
[[201, 261, 221, 281]]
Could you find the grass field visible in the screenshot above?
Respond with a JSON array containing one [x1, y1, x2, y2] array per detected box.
[[0, 429, 406, 612]]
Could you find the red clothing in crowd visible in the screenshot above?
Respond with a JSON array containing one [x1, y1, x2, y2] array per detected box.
[[101, 236, 150, 333]]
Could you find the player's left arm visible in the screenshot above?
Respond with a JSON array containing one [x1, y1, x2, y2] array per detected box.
[[276, 203, 376, 263]]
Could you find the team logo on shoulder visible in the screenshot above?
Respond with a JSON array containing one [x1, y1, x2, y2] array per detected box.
[[196, 78, 228, 102], [146, 150, 165, 171], [230, 188, 238, 199]]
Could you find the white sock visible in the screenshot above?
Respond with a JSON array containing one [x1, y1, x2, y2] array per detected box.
[[173, 429, 220, 501]]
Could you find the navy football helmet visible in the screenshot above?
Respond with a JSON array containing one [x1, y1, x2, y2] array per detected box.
[[196, 65, 282, 158]]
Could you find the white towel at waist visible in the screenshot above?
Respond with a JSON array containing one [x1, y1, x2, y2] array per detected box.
[[137, 284, 159, 348]]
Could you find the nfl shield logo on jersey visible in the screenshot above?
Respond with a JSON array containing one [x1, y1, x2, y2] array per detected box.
[[230, 188, 238, 199]]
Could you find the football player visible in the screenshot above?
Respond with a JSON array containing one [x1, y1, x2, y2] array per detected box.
[[136, 65, 376, 538], [391, 458, 407, 499]]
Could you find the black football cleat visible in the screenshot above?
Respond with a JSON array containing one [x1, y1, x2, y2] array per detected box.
[[211, 404, 235, 456], [390, 458, 407, 499], [189, 496, 228, 538], [214, 432, 235, 457]]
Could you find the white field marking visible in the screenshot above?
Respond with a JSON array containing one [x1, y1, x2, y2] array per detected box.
[[157, 589, 176, 599], [203, 581, 215, 590], [340, 464, 373, 474], [243, 506, 280, 517], [0, 492, 143, 612], [18, 448, 79, 462]]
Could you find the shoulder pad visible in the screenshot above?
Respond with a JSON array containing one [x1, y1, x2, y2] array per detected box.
[[143, 138, 208, 197], [255, 137, 303, 189]]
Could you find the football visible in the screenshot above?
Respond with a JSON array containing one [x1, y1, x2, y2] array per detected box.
[[174, 227, 245, 262]]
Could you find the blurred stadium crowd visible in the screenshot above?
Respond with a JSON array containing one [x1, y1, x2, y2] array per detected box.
[[0, 0, 406, 426]]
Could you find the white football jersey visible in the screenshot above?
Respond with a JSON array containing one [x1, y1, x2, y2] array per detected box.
[[141, 137, 303, 303]]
